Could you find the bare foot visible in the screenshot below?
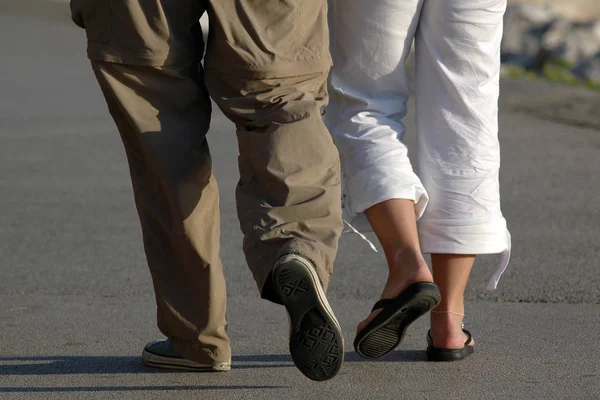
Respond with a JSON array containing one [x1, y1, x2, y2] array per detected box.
[[429, 313, 475, 349], [356, 249, 433, 335]]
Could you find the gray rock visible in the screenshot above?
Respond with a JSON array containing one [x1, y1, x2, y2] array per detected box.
[[508, 3, 558, 25], [541, 18, 573, 51], [502, 4, 557, 66], [543, 20, 600, 65], [506, 0, 600, 21], [572, 53, 600, 82], [502, 3, 600, 82]]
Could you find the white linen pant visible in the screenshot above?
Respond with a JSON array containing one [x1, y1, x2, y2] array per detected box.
[[325, 0, 511, 289]]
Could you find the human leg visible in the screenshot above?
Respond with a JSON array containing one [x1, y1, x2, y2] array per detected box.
[[204, 0, 344, 380], [326, 0, 442, 358], [415, 0, 510, 355], [429, 254, 476, 349], [358, 200, 433, 331], [72, 0, 230, 367]]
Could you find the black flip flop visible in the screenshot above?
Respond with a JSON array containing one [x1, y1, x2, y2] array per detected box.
[[354, 282, 441, 359], [426, 329, 474, 361]]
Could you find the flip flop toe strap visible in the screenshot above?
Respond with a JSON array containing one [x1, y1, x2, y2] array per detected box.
[[462, 329, 473, 346]]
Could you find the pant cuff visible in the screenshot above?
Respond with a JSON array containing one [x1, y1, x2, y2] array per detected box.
[[168, 337, 231, 365], [344, 165, 429, 220], [418, 217, 509, 255], [257, 241, 334, 305]]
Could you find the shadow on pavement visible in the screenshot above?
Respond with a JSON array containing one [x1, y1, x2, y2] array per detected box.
[[0, 355, 289, 375], [0, 351, 427, 393], [0, 386, 285, 393], [0, 350, 426, 376], [233, 350, 427, 363], [345, 350, 427, 362]]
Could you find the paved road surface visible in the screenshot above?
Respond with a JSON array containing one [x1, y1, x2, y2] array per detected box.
[[1, 2, 599, 399]]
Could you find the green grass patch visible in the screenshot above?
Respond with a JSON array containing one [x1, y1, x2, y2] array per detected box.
[[504, 61, 600, 92]]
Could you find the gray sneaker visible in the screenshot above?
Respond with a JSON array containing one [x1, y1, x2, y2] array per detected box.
[[272, 254, 344, 381], [142, 340, 231, 372]]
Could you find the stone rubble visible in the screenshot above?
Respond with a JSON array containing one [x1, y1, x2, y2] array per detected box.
[[502, 4, 600, 84]]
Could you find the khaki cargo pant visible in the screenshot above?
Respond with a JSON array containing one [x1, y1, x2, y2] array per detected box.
[[70, 0, 342, 365]]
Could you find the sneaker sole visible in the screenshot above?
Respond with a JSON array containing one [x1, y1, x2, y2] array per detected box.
[[272, 255, 344, 381], [142, 348, 231, 372]]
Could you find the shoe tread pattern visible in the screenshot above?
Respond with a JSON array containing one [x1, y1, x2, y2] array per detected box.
[[274, 261, 343, 381], [356, 295, 438, 359]]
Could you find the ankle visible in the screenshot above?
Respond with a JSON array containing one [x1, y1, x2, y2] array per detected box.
[[430, 311, 465, 335], [380, 261, 432, 300], [388, 248, 431, 278], [384, 265, 433, 296]]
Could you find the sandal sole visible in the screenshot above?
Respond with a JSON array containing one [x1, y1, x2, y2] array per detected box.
[[355, 283, 440, 359]]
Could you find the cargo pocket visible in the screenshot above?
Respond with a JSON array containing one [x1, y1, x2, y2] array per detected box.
[[206, 0, 330, 76], [70, 0, 111, 46], [250, 0, 300, 62], [206, 0, 300, 71]]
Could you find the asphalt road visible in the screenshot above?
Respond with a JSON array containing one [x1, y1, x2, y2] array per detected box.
[[1, 2, 599, 399]]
